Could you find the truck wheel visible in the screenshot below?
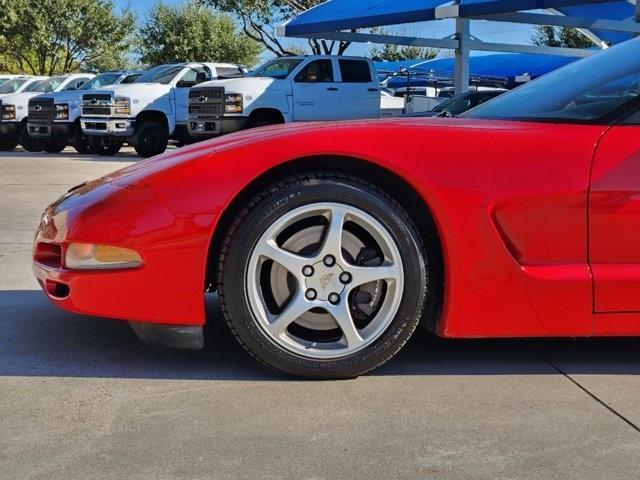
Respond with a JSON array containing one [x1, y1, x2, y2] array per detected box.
[[247, 111, 284, 129], [0, 135, 19, 151], [19, 127, 44, 153], [132, 122, 168, 158], [44, 141, 67, 154], [72, 129, 94, 154], [93, 138, 122, 156]]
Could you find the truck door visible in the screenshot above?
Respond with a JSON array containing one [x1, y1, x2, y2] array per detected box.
[[174, 67, 210, 124], [291, 59, 339, 121], [337, 59, 380, 120], [590, 123, 640, 313]]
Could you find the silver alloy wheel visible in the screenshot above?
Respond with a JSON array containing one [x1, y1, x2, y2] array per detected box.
[[246, 203, 405, 359]]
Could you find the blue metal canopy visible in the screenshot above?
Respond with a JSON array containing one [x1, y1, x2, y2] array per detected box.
[[283, 0, 636, 46], [376, 53, 579, 88]]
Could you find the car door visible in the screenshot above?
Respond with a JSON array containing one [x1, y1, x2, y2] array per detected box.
[[337, 59, 380, 120], [291, 59, 339, 121], [589, 122, 640, 313], [174, 67, 211, 123]]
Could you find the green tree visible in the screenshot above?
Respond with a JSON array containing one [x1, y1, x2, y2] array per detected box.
[[0, 0, 135, 75], [138, 1, 262, 68], [370, 44, 438, 62], [532, 26, 596, 49], [201, 0, 351, 56]]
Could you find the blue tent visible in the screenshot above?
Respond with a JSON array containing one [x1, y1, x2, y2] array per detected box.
[[377, 53, 579, 88], [283, 0, 636, 46]]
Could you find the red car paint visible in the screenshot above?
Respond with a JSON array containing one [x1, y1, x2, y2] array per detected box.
[[33, 118, 640, 337]]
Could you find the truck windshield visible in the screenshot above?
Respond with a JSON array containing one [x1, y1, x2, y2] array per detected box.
[[464, 38, 640, 124], [135, 65, 184, 84], [250, 59, 303, 79], [80, 73, 122, 90], [0, 79, 28, 94], [28, 76, 66, 93]]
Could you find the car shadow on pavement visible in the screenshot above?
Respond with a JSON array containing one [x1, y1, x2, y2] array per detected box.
[[1, 290, 640, 381]]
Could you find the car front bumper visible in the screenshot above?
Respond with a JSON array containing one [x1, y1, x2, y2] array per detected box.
[[187, 116, 248, 138], [32, 179, 210, 337], [0, 122, 20, 137], [80, 117, 134, 136], [27, 122, 73, 139]]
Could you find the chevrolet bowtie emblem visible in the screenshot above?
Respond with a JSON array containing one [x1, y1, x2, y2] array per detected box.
[[197, 96, 208, 103], [34, 105, 42, 111]]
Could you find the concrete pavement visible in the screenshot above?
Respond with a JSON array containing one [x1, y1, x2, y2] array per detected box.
[[1, 148, 640, 480]]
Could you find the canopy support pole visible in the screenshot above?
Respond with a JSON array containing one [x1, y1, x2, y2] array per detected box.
[[455, 18, 470, 95]]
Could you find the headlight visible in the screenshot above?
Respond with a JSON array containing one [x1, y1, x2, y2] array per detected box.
[[114, 97, 130, 115], [54, 103, 69, 120], [1, 104, 16, 121], [225, 93, 243, 114], [65, 243, 142, 270]]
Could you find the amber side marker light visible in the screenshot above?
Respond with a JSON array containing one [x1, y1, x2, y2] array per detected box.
[[65, 243, 142, 270]]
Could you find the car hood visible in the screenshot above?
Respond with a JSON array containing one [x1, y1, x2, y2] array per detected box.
[[198, 77, 279, 93], [88, 83, 172, 98], [0, 91, 43, 105], [36, 90, 83, 104]]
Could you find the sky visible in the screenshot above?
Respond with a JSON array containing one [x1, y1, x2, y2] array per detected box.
[[115, 0, 537, 62]]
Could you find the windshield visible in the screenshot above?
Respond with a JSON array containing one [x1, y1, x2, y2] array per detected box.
[[135, 65, 184, 84], [0, 79, 29, 94], [28, 76, 66, 93], [250, 59, 303, 79], [80, 73, 122, 90], [464, 38, 640, 123]]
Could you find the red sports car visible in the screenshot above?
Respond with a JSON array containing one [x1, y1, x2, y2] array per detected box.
[[34, 39, 640, 378]]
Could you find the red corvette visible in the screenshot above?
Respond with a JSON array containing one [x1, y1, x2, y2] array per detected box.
[[34, 39, 640, 378]]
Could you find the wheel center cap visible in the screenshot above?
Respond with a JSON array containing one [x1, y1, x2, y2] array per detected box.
[[305, 262, 345, 300]]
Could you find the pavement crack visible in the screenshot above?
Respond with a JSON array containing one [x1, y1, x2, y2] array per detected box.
[[546, 358, 640, 435]]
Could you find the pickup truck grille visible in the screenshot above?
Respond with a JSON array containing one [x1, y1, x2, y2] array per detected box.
[[189, 87, 225, 118], [28, 98, 54, 123], [82, 93, 113, 116]]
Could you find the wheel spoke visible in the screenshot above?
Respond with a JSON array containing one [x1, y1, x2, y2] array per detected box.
[[348, 263, 401, 288], [318, 206, 347, 259], [327, 302, 364, 349], [267, 295, 313, 337], [255, 239, 308, 275]]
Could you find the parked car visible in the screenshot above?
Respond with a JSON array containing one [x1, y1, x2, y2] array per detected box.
[[404, 89, 507, 118], [33, 38, 640, 379], [0, 76, 48, 99], [27, 70, 143, 155], [79, 62, 245, 158], [0, 73, 94, 152], [186, 56, 381, 140]]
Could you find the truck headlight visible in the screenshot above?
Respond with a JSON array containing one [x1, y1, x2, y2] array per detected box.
[[65, 243, 142, 270], [1, 104, 16, 120], [225, 93, 243, 114], [54, 104, 69, 120], [114, 97, 130, 115]]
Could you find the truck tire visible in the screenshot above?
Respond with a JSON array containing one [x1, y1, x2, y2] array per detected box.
[[44, 141, 67, 154], [93, 138, 122, 156], [19, 127, 44, 153], [72, 129, 94, 154], [0, 136, 19, 151], [132, 122, 168, 158], [247, 111, 284, 129]]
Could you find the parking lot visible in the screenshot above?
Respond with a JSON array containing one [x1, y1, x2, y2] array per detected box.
[[1, 149, 640, 479]]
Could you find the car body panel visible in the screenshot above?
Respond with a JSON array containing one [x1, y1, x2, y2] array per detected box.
[[34, 117, 640, 337]]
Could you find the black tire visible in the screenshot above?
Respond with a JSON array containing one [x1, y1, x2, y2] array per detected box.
[[43, 140, 67, 154], [93, 138, 122, 156], [72, 128, 94, 154], [247, 111, 284, 129], [217, 173, 429, 379], [19, 126, 44, 152], [132, 121, 168, 158], [0, 135, 19, 151]]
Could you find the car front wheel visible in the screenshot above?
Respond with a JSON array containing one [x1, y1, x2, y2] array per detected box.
[[218, 173, 428, 379]]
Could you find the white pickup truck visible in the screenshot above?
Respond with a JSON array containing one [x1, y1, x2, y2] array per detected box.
[[187, 55, 382, 139], [27, 70, 143, 155], [80, 62, 245, 158], [0, 73, 94, 152]]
